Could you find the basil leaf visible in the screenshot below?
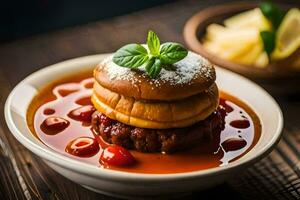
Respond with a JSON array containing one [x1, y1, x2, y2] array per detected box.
[[112, 31, 188, 79], [160, 42, 188, 64], [145, 58, 162, 78], [260, 31, 275, 56], [145, 57, 155, 72], [147, 31, 160, 56], [113, 44, 149, 68], [260, 1, 284, 30]]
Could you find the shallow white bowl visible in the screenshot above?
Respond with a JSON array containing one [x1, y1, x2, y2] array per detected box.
[[5, 54, 283, 198]]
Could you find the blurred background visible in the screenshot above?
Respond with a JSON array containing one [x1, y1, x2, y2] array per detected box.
[[1, 0, 175, 42], [1, 0, 296, 42]]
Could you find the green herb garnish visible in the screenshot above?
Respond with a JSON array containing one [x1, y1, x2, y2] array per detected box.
[[147, 30, 160, 56], [260, 31, 276, 56], [260, 1, 284, 30], [259, 1, 285, 56], [112, 30, 188, 78]]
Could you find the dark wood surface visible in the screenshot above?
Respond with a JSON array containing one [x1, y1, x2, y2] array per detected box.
[[0, 0, 299, 199]]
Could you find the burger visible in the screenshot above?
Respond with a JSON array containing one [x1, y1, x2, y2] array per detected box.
[[91, 31, 225, 153]]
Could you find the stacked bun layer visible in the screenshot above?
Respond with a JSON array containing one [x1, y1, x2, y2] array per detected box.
[[92, 82, 218, 129], [92, 52, 219, 129]]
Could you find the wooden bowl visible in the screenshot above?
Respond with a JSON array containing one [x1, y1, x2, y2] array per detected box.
[[183, 2, 300, 94]]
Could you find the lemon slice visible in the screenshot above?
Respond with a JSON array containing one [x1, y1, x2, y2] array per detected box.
[[203, 28, 260, 60], [230, 41, 263, 65], [205, 24, 227, 40], [207, 28, 258, 43], [224, 8, 272, 31], [271, 8, 300, 60], [254, 52, 269, 68], [204, 38, 258, 61]]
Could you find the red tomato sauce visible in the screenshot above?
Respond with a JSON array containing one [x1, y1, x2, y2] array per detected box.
[[27, 71, 261, 174]]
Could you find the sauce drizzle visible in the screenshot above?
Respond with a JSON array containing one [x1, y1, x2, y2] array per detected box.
[[27, 75, 261, 174], [43, 108, 55, 115], [230, 119, 250, 129]]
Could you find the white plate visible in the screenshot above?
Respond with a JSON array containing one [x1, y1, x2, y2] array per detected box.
[[5, 54, 283, 198]]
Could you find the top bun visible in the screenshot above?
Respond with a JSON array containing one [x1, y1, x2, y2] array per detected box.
[[94, 51, 216, 101]]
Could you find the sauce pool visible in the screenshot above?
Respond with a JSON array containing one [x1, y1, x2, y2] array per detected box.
[[27, 72, 261, 174]]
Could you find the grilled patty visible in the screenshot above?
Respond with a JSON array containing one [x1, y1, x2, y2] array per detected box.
[[92, 107, 226, 153]]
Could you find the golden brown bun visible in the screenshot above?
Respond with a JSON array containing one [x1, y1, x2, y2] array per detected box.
[[91, 82, 219, 129], [94, 52, 216, 101]]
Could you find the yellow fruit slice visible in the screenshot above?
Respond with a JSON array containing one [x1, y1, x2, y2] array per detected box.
[[221, 40, 257, 60], [205, 24, 227, 40], [203, 8, 274, 66], [204, 38, 253, 59], [203, 28, 260, 61], [224, 8, 272, 31], [271, 8, 300, 60], [254, 52, 269, 68], [230, 41, 263, 65], [205, 28, 258, 46], [203, 41, 222, 54], [217, 29, 258, 46]]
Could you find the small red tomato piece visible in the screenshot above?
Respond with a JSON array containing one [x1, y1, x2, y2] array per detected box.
[[100, 145, 136, 167], [68, 105, 96, 122], [66, 137, 99, 157], [40, 117, 69, 135]]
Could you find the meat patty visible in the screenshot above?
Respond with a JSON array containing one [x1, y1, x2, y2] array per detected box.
[[92, 107, 226, 153]]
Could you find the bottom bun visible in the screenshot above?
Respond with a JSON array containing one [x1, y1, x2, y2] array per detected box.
[[91, 83, 219, 129]]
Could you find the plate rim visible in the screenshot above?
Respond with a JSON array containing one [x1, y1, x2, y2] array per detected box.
[[4, 54, 283, 182]]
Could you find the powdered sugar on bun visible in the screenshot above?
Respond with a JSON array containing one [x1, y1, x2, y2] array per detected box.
[[94, 51, 216, 101], [100, 51, 215, 87]]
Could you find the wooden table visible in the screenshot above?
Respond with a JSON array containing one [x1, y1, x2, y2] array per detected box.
[[0, 0, 299, 199]]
